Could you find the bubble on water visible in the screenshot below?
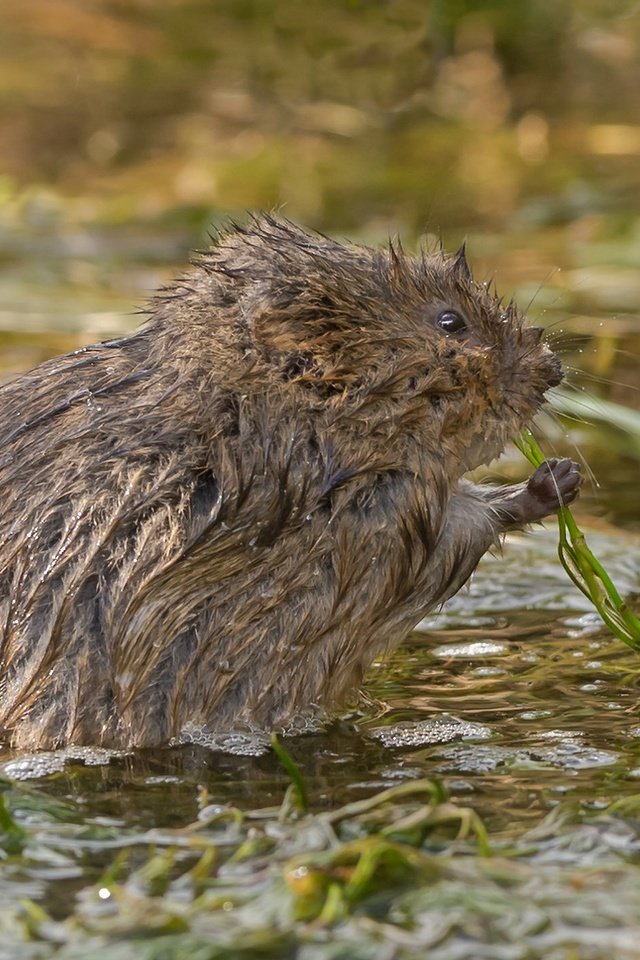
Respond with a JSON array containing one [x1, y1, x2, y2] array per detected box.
[[1, 746, 130, 780], [520, 710, 554, 721], [431, 640, 510, 659], [370, 716, 493, 749], [172, 724, 271, 755]]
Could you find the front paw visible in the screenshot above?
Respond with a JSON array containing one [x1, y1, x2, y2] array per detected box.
[[502, 458, 582, 525], [527, 458, 582, 516]]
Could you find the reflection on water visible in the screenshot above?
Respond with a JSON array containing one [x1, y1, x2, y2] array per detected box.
[[362, 527, 640, 827]]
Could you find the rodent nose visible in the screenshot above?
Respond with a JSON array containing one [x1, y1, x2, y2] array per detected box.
[[547, 356, 564, 387]]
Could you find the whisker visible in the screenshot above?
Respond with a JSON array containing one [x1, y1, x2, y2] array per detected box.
[[566, 369, 639, 391], [607, 347, 640, 363], [542, 314, 577, 333], [523, 267, 562, 315], [544, 331, 588, 347]]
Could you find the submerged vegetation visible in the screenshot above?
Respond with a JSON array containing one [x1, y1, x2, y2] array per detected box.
[[3, 758, 640, 960]]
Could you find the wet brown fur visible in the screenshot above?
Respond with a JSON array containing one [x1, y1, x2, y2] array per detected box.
[[0, 216, 570, 749]]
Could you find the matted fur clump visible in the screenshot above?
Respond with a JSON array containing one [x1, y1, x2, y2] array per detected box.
[[0, 217, 580, 748]]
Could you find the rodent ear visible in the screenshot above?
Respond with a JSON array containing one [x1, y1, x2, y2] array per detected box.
[[249, 303, 357, 392], [250, 307, 311, 356], [249, 292, 353, 356]]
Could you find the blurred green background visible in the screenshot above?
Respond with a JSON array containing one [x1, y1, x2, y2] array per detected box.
[[1, 0, 639, 466]]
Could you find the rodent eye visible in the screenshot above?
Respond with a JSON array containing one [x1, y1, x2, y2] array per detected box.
[[436, 310, 467, 335]]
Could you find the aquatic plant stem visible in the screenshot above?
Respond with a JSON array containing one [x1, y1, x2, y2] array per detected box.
[[515, 430, 640, 651], [271, 733, 309, 813]]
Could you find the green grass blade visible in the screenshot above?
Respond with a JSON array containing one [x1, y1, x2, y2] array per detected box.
[[271, 733, 309, 814], [516, 430, 640, 651]]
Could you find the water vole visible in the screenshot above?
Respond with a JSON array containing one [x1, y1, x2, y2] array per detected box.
[[0, 216, 581, 748]]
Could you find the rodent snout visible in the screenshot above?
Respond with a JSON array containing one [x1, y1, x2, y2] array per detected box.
[[546, 354, 564, 388], [524, 326, 563, 389]]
